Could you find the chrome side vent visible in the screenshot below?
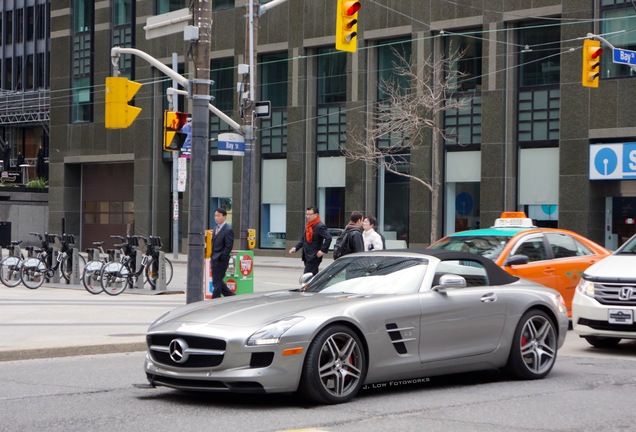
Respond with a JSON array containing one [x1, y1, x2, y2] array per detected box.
[[385, 323, 416, 355]]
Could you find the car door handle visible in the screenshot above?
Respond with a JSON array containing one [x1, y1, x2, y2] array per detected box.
[[481, 293, 497, 303], [544, 267, 555, 274]]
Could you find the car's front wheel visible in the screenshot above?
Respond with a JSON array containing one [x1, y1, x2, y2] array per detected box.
[[298, 325, 366, 405], [584, 336, 621, 348], [504, 309, 557, 380]]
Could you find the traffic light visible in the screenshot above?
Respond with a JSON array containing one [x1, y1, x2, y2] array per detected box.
[[336, 0, 361, 52], [582, 39, 603, 88], [105, 77, 142, 128], [163, 110, 189, 152]]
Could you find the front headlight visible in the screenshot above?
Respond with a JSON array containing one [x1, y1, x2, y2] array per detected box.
[[247, 316, 305, 346], [576, 278, 596, 298]]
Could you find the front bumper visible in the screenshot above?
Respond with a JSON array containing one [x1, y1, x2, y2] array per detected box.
[[572, 291, 636, 339], [143, 332, 308, 394]]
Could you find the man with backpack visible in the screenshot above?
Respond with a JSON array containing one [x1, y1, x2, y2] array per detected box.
[[333, 211, 365, 259]]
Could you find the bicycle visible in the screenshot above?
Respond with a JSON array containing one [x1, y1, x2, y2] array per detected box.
[[99, 235, 145, 296], [20, 233, 87, 289], [0, 240, 26, 287], [57, 234, 87, 283], [82, 240, 117, 295], [143, 236, 173, 289]]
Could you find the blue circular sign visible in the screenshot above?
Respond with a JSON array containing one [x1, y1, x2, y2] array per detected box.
[[594, 148, 618, 176], [455, 192, 473, 216]]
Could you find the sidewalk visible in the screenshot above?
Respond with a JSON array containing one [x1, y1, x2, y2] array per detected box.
[[0, 255, 320, 362]]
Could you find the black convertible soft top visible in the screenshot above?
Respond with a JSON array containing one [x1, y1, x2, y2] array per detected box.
[[387, 248, 520, 286]]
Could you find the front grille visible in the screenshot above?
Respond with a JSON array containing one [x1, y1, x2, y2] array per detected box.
[[594, 282, 636, 306], [577, 318, 636, 332], [147, 334, 226, 368]]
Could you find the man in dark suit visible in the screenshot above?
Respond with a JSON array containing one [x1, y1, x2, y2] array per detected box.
[[212, 208, 235, 298], [289, 206, 332, 275]]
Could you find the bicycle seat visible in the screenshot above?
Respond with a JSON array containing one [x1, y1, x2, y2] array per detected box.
[[10, 240, 22, 245], [92, 241, 105, 247]]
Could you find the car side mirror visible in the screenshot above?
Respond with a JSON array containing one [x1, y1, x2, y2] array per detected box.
[[432, 274, 466, 293], [504, 254, 529, 266], [299, 272, 314, 285]]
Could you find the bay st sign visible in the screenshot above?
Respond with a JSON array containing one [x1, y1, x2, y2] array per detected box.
[[613, 47, 636, 66]]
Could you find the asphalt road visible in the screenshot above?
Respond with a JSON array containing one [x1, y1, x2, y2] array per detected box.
[[1, 334, 635, 432]]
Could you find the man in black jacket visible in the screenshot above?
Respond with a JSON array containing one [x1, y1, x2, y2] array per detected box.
[[289, 206, 332, 275], [340, 211, 365, 257], [211, 208, 235, 298]]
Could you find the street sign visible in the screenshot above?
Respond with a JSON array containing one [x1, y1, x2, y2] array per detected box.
[[254, 101, 271, 118], [613, 47, 636, 65], [218, 133, 246, 156], [144, 8, 191, 40]]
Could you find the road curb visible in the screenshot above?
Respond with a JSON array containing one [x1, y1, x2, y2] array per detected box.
[[0, 342, 147, 362]]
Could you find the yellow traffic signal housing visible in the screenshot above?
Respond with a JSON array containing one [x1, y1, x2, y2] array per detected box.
[[105, 77, 142, 128], [163, 110, 189, 151], [336, 0, 361, 53], [582, 39, 603, 88]]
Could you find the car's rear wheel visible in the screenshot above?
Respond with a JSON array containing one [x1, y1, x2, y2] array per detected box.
[[504, 309, 557, 380], [298, 325, 366, 405], [584, 336, 621, 348]]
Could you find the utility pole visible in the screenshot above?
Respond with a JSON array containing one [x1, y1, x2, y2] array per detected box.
[[239, 0, 258, 250], [186, 0, 213, 303]]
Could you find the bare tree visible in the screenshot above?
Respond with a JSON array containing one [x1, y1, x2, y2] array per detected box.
[[344, 48, 473, 244]]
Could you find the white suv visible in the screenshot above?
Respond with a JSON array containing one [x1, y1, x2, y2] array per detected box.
[[572, 234, 636, 348]]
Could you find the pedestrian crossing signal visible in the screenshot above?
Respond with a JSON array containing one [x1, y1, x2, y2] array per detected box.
[[163, 110, 188, 152]]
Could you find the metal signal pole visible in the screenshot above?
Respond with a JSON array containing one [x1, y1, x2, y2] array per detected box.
[[186, 0, 213, 304]]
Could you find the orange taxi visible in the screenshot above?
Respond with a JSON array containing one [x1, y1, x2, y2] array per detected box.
[[430, 212, 611, 316]]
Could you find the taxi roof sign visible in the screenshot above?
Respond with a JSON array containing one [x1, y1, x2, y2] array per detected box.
[[493, 212, 536, 228]]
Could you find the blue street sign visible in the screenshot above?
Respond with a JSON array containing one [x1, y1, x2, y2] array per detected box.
[[613, 48, 636, 65], [217, 133, 245, 156]]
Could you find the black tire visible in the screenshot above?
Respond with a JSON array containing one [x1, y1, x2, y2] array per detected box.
[[298, 325, 366, 405], [504, 309, 558, 380], [82, 260, 104, 294], [100, 261, 130, 296], [0, 256, 23, 287], [61, 253, 87, 283], [584, 336, 621, 349], [20, 258, 46, 289], [144, 257, 174, 288]]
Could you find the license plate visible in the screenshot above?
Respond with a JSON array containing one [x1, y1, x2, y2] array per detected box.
[[608, 309, 634, 325]]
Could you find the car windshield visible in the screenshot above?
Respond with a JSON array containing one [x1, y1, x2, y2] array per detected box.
[[430, 236, 510, 260], [303, 255, 428, 295], [617, 235, 636, 253]]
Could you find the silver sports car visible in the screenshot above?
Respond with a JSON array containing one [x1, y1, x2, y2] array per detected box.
[[143, 250, 568, 404]]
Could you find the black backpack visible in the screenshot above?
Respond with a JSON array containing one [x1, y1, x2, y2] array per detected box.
[[332, 230, 350, 260]]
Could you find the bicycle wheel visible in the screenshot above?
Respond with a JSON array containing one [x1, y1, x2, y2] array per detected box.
[[0, 256, 24, 287], [145, 257, 174, 288], [61, 253, 87, 283], [82, 260, 104, 294], [100, 261, 130, 296], [20, 258, 47, 289]]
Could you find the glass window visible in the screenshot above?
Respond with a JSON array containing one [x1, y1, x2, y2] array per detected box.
[[518, 22, 560, 87], [156, 0, 185, 14], [211, 58, 234, 113], [378, 40, 411, 101], [213, 0, 234, 11], [73, 0, 92, 32], [601, 3, 636, 78], [513, 236, 548, 262], [317, 48, 347, 104], [260, 52, 287, 107], [113, 0, 134, 26]]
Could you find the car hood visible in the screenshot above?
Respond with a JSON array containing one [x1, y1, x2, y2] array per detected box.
[[149, 290, 367, 330], [584, 255, 636, 281]]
